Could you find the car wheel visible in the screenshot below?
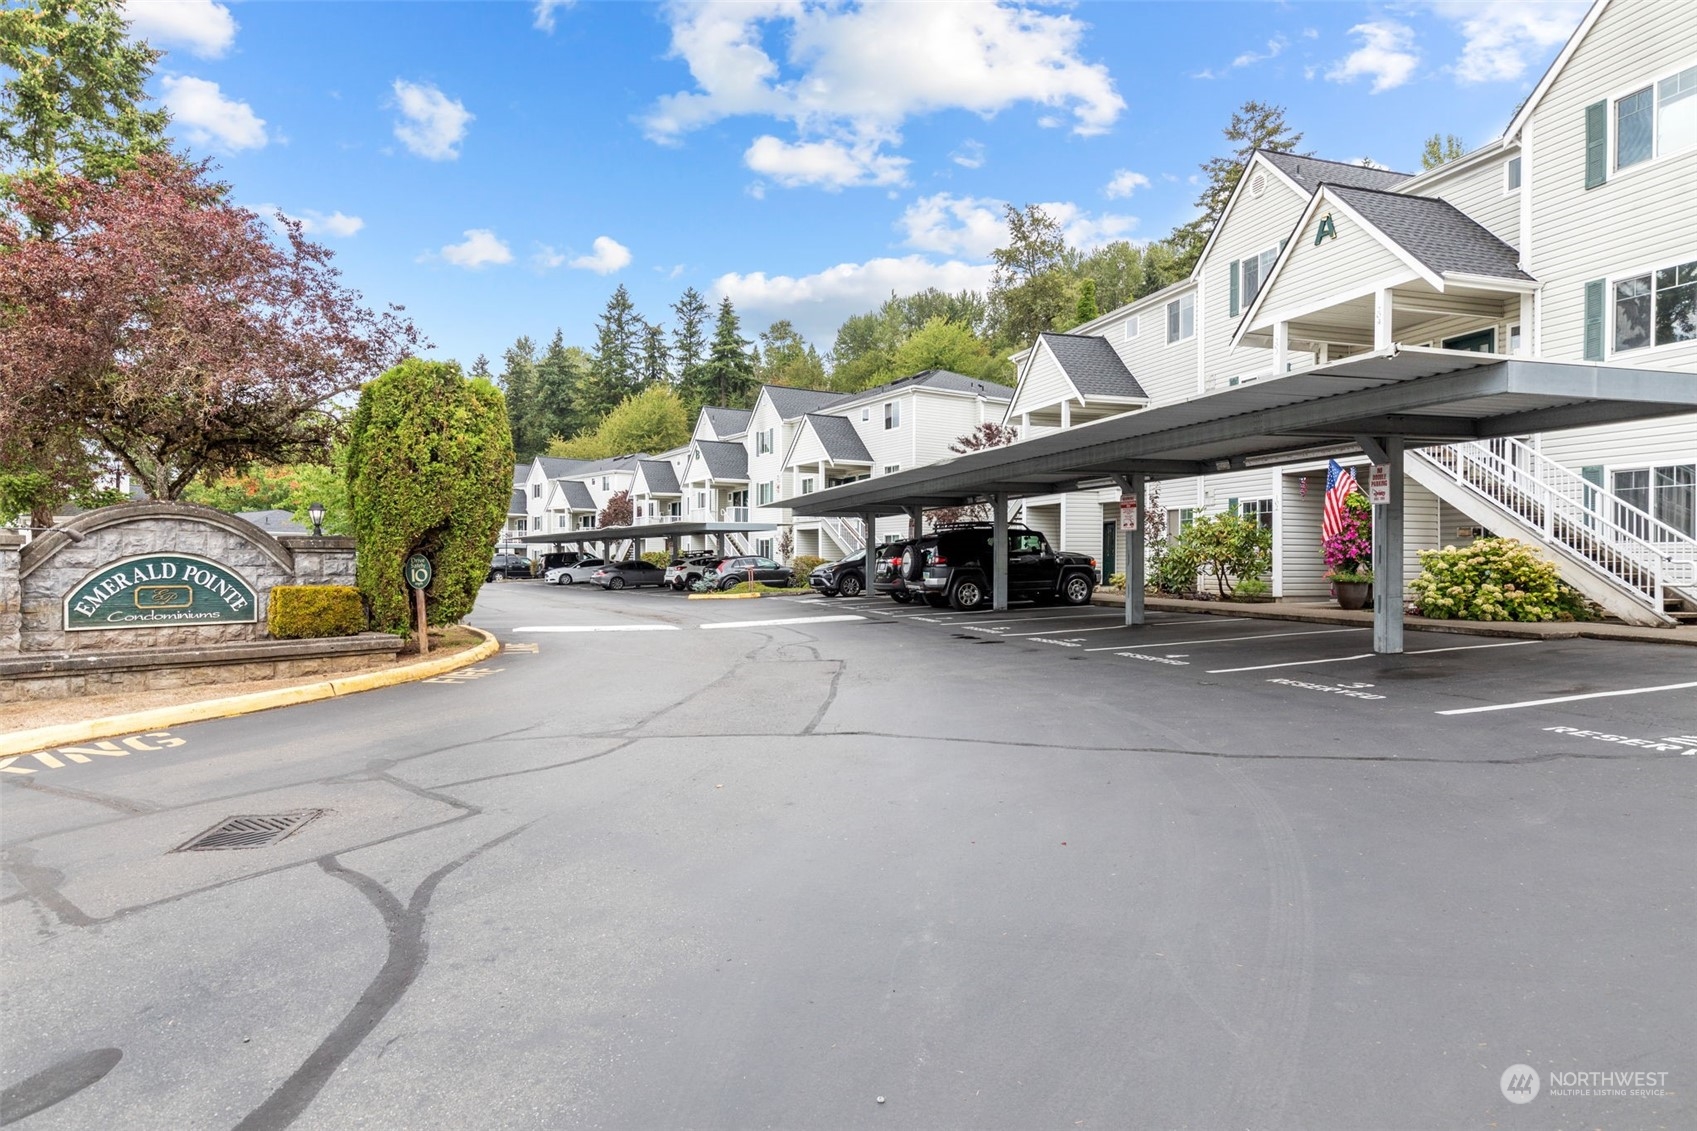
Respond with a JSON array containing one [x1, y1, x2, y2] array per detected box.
[[951, 579, 984, 610], [890, 590, 912, 604], [1060, 574, 1094, 606], [608, 576, 625, 590], [839, 573, 862, 597], [561, 574, 574, 585]]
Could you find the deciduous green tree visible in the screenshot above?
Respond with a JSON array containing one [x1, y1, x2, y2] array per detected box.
[[987, 203, 1074, 350], [345, 358, 513, 635], [757, 320, 828, 389], [886, 317, 1006, 383]]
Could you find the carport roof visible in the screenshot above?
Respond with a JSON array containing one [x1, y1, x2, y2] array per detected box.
[[517, 520, 776, 544], [781, 347, 1697, 515]]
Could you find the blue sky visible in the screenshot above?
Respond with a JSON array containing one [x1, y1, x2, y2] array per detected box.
[[123, 0, 1590, 367]]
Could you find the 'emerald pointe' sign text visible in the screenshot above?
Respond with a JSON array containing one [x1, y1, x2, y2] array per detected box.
[[65, 553, 258, 630]]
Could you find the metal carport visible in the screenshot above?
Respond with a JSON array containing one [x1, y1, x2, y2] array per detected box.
[[517, 520, 776, 559], [781, 347, 1697, 653]]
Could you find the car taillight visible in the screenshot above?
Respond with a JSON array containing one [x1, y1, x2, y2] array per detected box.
[[893, 556, 903, 567], [932, 554, 947, 565]]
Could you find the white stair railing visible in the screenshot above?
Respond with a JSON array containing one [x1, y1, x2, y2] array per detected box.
[[1415, 437, 1696, 613], [822, 515, 866, 553]]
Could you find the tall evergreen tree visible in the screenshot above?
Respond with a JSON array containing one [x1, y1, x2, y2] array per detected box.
[[581, 284, 643, 425], [671, 287, 711, 409], [757, 320, 828, 389], [499, 336, 540, 457], [703, 297, 756, 408], [639, 320, 671, 389], [1167, 101, 1305, 276], [1420, 133, 1466, 170], [469, 353, 492, 380], [533, 329, 585, 440]]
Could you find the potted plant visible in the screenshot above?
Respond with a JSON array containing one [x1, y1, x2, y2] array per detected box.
[[1323, 493, 1374, 610]]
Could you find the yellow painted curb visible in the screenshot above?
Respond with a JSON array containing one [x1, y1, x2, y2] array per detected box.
[[687, 591, 764, 600], [0, 627, 501, 759]]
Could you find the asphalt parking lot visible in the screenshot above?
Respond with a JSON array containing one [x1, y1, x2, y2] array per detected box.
[[4, 578, 1693, 1130]]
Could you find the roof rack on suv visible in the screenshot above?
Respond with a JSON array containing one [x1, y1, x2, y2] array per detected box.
[[931, 521, 1034, 531]]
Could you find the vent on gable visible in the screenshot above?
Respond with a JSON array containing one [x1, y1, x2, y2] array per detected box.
[[1249, 173, 1266, 198]]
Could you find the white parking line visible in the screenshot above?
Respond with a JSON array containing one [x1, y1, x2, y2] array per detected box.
[[513, 625, 681, 633], [994, 623, 1149, 638], [1206, 639, 1537, 674], [1436, 678, 1697, 716], [1084, 627, 1365, 651], [702, 615, 867, 630], [959, 611, 1126, 629]]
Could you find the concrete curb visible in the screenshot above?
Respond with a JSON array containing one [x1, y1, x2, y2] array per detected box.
[[687, 591, 763, 600], [0, 627, 501, 759], [1089, 592, 1697, 646]]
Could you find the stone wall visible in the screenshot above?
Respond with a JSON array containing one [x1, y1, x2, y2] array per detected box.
[[7, 502, 357, 656]]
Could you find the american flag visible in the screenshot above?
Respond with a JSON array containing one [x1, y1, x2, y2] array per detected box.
[[1322, 459, 1362, 542]]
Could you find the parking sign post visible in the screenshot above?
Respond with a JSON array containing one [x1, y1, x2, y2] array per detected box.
[[1123, 473, 1146, 627], [406, 553, 433, 656]]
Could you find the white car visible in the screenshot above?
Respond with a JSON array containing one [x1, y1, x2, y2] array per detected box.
[[544, 558, 606, 585]]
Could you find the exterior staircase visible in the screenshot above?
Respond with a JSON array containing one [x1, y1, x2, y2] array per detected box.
[[822, 515, 866, 554], [1407, 437, 1697, 626]]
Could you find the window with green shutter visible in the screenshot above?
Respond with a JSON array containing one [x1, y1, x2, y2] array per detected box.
[[1583, 278, 1605, 360], [1585, 100, 1607, 188]]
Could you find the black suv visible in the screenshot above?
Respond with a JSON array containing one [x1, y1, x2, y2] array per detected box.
[[919, 523, 1097, 610], [809, 549, 866, 597], [871, 540, 916, 603], [487, 553, 533, 581]]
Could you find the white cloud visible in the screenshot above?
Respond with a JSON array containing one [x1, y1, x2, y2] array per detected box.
[[644, 1, 1123, 191], [391, 79, 473, 161], [433, 229, 512, 269], [254, 205, 364, 238], [899, 192, 1136, 260], [657, 263, 686, 280], [744, 134, 909, 190], [160, 75, 267, 149], [1327, 21, 1420, 94], [1421, 1, 1588, 84], [122, 0, 236, 58], [1103, 170, 1150, 199], [1195, 34, 1289, 79], [950, 140, 986, 169], [714, 255, 994, 344], [533, 0, 575, 33], [533, 245, 568, 270], [569, 236, 633, 275]]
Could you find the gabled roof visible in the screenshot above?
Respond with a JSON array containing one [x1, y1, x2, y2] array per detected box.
[[1037, 334, 1149, 401], [637, 459, 681, 494], [512, 465, 529, 488], [535, 456, 591, 478], [841, 368, 1015, 405], [759, 384, 845, 421], [1259, 150, 1413, 194], [800, 413, 874, 463], [509, 489, 526, 514], [701, 406, 752, 438], [557, 480, 596, 510], [694, 439, 749, 480], [1328, 185, 1533, 282]]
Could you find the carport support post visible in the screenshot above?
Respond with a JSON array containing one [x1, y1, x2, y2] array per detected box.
[[1372, 436, 1405, 654], [991, 493, 1009, 612], [907, 504, 923, 539], [1125, 473, 1146, 627], [861, 511, 878, 553]]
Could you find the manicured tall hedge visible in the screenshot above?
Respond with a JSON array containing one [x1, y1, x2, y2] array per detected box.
[[345, 358, 514, 635], [268, 585, 365, 639]]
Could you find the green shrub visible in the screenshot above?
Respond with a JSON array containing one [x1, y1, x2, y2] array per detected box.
[[267, 585, 365, 639], [1174, 510, 1271, 598], [1151, 541, 1201, 594], [345, 359, 514, 635], [641, 550, 671, 569], [790, 554, 827, 576], [1411, 538, 1592, 621], [1233, 576, 1271, 599], [1106, 571, 1126, 591]]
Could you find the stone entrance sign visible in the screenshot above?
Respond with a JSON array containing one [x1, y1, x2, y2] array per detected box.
[[65, 553, 258, 631]]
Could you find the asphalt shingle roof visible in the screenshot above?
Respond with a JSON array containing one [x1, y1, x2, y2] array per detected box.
[[638, 459, 681, 494], [1038, 333, 1150, 401], [1329, 185, 1534, 282], [801, 414, 874, 463], [512, 465, 529, 488], [701, 406, 752, 437], [848, 369, 1015, 403], [535, 456, 591, 477], [509, 489, 526, 514], [694, 440, 749, 480], [1259, 150, 1413, 194], [761, 385, 846, 420], [556, 480, 596, 510]]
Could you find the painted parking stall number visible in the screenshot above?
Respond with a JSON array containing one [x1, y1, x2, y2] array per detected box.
[[422, 665, 504, 685]]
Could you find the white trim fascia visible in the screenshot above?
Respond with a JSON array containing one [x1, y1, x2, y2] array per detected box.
[[1504, 0, 1610, 142], [1012, 278, 1201, 361], [1443, 272, 1542, 293], [1238, 269, 1424, 346], [1395, 137, 1523, 194], [1006, 336, 1084, 422], [1189, 150, 1308, 280], [1324, 192, 1447, 291]]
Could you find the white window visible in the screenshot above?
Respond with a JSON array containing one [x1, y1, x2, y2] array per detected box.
[[861, 407, 870, 421], [756, 428, 774, 455], [757, 481, 775, 505], [1505, 155, 1522, 192], [883, 464, 900, 475], [516, 517, 527, 533], [1235, 499, 1273, 530], [532, 483, 541, 498], [756, 538, 774, 559], [1616, 64, 1697, 171], [1612, 464, 1695, 537], [1122, 315, 1139, 341], [694, 491, 706, 510], [1508, 324, 1523, 353], [601, 476, 609, 490], [1241, 246, 1279, 307], [1166, 294, 1194, 343], [800, 476, 815, 495], [1613, 257, 1697, 353], [884, 401, 901, 429]]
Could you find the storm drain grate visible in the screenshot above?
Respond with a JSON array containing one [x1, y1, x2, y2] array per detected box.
[[173, 810, 326, 852]]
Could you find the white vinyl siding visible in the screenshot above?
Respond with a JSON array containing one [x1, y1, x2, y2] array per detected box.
[[1203, 165, 1304, 387], [1418, 151, 1523, 246], [1252, 206, 1417, 334], [1006, 339, 1076, 419]]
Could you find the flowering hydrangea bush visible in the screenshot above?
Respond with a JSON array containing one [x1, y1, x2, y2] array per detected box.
[[1322, 493, 1373, 582], [1410, 538, 1592, 621]]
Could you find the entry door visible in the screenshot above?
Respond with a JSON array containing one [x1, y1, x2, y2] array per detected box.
[[1101, 521, 1117, 580], [1443, 328, 1497, 353]]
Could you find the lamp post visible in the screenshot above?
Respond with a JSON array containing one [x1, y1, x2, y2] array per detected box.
[[308, 501, 325, 536]]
